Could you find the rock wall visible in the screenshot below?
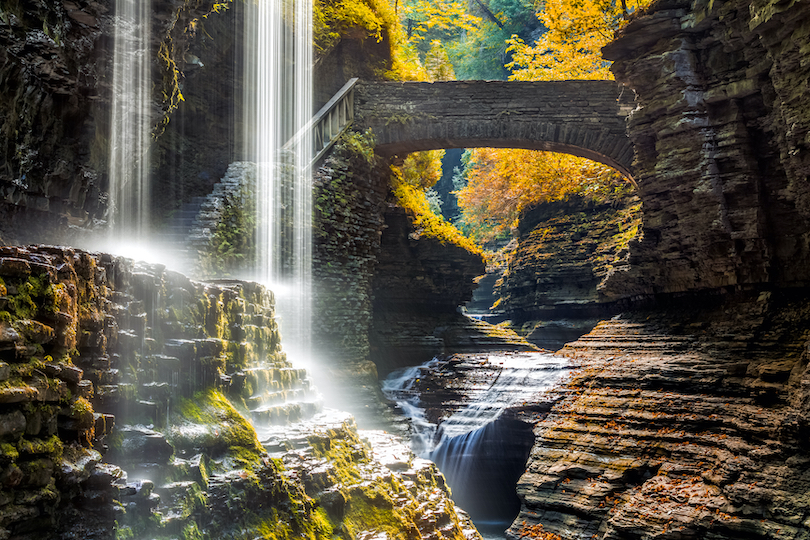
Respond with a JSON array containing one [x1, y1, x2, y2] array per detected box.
[[600, 0, 810, 299], [508, 291, 810, 540], [0, 245, 479, 539], [497, 196, 641, 324], [0, 244, 295, 537], [310, 135, 391, 420], [369, 206, 538, 375]]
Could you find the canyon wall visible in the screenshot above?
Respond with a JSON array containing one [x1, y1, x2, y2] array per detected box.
[[0, 0, 233, 243], [509, 291, 810, 540], [496, 196, 641, 348], [369, 205, 535, 375], [500, 1, 810, 537], [598, 0, 810, 299]]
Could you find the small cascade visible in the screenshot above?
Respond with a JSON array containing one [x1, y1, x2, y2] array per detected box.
[[108, 0, 153, 243], [383, 352, 570, 529]]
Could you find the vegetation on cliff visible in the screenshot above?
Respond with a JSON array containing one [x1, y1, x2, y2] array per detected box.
[[388, 149, 479, 254], [200, 183, 257, 278]]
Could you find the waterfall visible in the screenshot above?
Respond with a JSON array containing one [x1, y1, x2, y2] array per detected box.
[[243, 0, 313, 367], [383, 353, 570, 527], [108, 0, 152, 243]]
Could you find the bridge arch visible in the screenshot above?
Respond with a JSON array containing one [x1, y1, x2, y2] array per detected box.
[[353, 80, 636, 179]]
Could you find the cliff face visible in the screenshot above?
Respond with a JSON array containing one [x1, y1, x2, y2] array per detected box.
[[369, 206, 538, 375], [599, 0, 810, 299], [0, 246, 478, 540], [508, 292, 810, 540], [0, 0, 239, 243], [497, 197, 641, 322]]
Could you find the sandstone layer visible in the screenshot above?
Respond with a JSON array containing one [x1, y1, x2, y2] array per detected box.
[[509, 290, 810, 540]]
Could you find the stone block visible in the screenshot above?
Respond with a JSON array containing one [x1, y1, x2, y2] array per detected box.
[[0, 410, 26, 437], [0, 258, 32, 277], [0, 386, 38, 404]]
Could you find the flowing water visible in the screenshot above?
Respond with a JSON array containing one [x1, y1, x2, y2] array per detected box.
[[242, 0, 314, 369], [108, 0, 152, 244], [106, 0, 314, 362], [383, 352, 571, 534]]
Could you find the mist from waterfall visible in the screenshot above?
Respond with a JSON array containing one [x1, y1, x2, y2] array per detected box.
[[108, 0, 152, 243], [243, 0, 313, 369]]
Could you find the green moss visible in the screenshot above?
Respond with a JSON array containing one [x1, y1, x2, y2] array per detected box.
[[70, 396, 93, 417], [182, 522, 204, 540], [114, 524, 134, 540], [0, 442, 19, 462], [199, 183, 257, 279], [170, 388, 264, 467], [343, 492, 411, 540], [253, 513, 293, 540], [1, 274, 59, 321], [308, 429, 368, 486], [17, 435, 63, 460]]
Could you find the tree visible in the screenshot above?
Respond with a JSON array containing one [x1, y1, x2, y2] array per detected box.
[[506, 0, 653, 81], [454, 148, 631, 243]]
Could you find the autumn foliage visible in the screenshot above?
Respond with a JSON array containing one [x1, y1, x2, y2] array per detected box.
[[506, 0, 653, 81], [455, 149, 632, 243], [454, 0, 649, 244]]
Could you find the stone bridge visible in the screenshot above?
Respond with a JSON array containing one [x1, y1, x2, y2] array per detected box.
[[354, 80, 636, 178]]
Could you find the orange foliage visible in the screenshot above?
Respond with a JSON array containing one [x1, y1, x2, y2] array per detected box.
[[454, 148, 630, 242], [506, 0, 654, 81], [516, 521, 563, 540]]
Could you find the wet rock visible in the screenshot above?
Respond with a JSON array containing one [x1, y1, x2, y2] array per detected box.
[[0, 361, 10, 381], [42, 361, 82, 383], [0, 386, 38, 404], [111, 426, 174, 464], [0, 258, 32, 277], [0, 324, 22, 347], [0, 411, 26, 437]]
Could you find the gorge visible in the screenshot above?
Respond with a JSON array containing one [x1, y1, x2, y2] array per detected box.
[[3, 0, 810, 539]]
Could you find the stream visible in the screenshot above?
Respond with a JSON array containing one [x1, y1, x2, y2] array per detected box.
[[382, 352, 571, 537]]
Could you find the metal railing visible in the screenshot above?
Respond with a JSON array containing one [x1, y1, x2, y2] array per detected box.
[[282, 77, 359, 167]]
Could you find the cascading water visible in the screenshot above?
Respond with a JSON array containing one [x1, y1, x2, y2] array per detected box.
[[383, 352, 570, 534], [243, 0, 313, 369], [108, 0, 152, 244]]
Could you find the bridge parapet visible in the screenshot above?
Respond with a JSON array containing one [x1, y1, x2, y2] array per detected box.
[[354, 80, 636, 178]]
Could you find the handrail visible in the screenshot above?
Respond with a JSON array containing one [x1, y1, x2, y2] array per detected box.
[[282, 77, 359, 166]]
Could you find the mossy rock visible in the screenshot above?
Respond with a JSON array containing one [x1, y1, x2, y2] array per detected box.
[[169, 389, 264, 468]]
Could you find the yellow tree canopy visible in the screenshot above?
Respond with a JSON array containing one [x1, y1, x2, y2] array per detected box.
[[455, 148, 630, 243], [455, 0, 649, 244], [506, 0, 652, 81]]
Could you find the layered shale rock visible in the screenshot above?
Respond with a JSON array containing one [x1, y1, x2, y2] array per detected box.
[[599, 0, 810, 299], [0, 0, 238, 243], [0, 245, 482, 539], [496, 196, 642, 349], [370, 206, 536, 375], [508, 290, 810, 540], [0, 244, 309, 537]]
